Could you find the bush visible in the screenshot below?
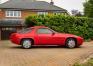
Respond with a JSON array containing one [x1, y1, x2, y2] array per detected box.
[[25, 15, 93, 40], [25, 16, 39, 27], [73, 58, 93, 66]]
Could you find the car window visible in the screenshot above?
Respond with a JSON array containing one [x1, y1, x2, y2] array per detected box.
[[37, 28, 53, 34], [17, 28, 33, 34]]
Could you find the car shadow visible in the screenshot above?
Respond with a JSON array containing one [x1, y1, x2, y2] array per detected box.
[[10, 45, 84, 49], [10, 46, 22, 49]]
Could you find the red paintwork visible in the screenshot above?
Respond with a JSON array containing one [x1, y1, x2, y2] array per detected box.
[[10, 26, 84, 46]]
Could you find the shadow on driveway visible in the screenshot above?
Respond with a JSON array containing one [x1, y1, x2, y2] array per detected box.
[[9, 45, 84, 49]]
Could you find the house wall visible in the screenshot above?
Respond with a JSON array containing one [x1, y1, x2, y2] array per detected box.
[[0, 28, 1, 40], [0, 9, 37, 19], [0, 9, 67, 20], [21, 10, 37, 19], [0, 10, 5, 19]]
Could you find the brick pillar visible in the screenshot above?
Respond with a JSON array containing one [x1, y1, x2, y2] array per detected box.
[[0, 28, 1, 40], [16, 27, 22, 32], [16, 27, 19, 32]]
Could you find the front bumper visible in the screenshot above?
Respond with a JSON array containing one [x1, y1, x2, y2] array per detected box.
[[77, 37, 84, 45]]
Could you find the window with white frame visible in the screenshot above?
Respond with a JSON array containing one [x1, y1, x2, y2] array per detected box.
[[37, 12, 48, 15], [6, 11, 21, 17]]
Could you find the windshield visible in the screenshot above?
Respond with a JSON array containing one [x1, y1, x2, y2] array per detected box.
[[17, 28, 33, 34]]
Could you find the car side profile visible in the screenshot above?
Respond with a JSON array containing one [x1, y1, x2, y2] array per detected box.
[[10, 26, 84, 49]]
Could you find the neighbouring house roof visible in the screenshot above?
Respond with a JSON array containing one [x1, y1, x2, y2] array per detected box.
[[0, 20, 25, 27], [0, 0, 67, 12]]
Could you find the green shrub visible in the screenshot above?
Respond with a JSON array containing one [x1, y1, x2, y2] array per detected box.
[[25, 16, 37, 27], [25, 15, 93, 40], [73, 58, 93, 66]]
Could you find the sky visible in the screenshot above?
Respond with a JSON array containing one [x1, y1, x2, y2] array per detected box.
[[38, 0, 86, 13], [1, 0, 86, 13]]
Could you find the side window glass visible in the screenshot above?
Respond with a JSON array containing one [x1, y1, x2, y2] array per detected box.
[[37, 28, 52, 34]]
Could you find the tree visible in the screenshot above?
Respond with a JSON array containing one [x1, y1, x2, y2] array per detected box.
[[25, 16, 36, 27], [84, 0, 93, 17], [71, 9, 83, 16]]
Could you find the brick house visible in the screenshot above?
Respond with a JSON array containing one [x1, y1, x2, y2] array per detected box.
[[0, 0, 68, 40]]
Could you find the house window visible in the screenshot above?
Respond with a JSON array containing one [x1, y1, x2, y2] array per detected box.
[[6, 11, 21, 17], [37, 12, 48, 15]]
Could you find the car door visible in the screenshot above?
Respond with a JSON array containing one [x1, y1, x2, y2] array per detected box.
[[37, 28, 54, 45], [51, 34, 65, 45]]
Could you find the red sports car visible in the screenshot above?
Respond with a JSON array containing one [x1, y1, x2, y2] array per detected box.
[[10, 26, 84, 49]]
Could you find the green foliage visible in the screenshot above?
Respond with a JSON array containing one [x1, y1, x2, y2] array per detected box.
[[25, 15, 93, 39], [25, 16, 37, 27], [73, 58, 93, 66], [84, 0, 93, 17], [73, 63, 82, 66]]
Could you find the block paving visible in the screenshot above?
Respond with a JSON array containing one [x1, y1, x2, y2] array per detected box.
[[0, 41, 93, 66]]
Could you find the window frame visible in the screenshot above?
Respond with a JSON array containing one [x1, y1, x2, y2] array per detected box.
[[37, 12, 48, 15], [5, 11, 21, 17], [17, 28, 34, 34]]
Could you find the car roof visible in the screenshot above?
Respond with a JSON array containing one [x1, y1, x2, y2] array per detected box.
[[31, 26, 48, 28]]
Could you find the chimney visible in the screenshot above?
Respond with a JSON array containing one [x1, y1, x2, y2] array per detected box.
[[50, 0, 54, 5]]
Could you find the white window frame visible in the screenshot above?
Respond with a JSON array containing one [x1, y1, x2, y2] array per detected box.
[[37, 12, 48, 15], [5, 11, 21, 17]]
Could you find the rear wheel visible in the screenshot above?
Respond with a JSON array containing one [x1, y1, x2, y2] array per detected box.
[[66, 38, 76, 48], [21, 39, 32, 49]]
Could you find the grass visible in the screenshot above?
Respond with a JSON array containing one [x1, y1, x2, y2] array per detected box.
[[73, 58, 93, 66]]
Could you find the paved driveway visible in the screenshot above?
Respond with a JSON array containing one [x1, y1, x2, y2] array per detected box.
[[0, 41, 93, 66]]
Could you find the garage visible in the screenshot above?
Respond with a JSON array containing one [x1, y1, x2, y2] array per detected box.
[[0, 20, 24, 40], [1, 27, 16, 40]]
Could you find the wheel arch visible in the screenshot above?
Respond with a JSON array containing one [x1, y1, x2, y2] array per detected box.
[[20, 38, 34, 45], [65, 37, 77, 45]]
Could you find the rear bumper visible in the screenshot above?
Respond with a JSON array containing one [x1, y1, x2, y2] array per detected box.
[[10, 36, 21, 45], [10, 38, 20, 45]]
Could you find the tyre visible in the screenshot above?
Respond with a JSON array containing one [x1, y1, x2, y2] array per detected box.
[[21, 39, 32, 49], [66, 38, 76, 48]]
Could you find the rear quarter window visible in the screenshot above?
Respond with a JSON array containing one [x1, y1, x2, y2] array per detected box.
[[17, 28, 33, 34]]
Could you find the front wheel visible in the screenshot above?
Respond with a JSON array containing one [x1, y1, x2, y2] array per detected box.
[[66, 38, 76, 49], [21, 39, 32, 49]]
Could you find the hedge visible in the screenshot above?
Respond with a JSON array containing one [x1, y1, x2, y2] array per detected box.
[[25, 15, 93, 39]]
